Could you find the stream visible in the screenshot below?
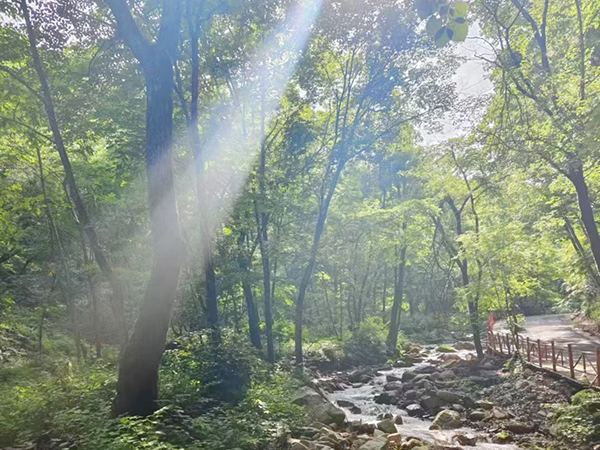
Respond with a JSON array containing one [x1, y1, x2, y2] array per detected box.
[[320, 352, 522, 449]]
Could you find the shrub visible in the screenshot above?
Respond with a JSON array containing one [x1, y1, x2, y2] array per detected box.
[[343, 317, 387, 366], [552, 389, 600, 444]]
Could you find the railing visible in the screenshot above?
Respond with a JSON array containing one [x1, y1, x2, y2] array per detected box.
[[486, 330, 600, 386]]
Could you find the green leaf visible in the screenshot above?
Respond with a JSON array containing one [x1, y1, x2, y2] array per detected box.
[[434, 27, 452, 47], [426, 16, 443, 38], [453, 1, 468, 16], [451, 22, 468, 41]]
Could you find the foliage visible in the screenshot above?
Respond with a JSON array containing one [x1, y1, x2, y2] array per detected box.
[[343, 317, 389, 366], [552, 389, 600, 444]]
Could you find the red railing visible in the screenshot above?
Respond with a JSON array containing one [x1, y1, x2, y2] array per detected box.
[[486, 330, 600, 386]]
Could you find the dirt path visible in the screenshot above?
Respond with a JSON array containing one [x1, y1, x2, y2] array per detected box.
[[498, 314, 600, 381]]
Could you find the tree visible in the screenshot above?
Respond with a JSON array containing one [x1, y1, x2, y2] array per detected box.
[[104, 0, 184, 417]]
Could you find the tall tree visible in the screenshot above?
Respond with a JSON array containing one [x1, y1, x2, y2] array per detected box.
[[104, 0, 184, 417]]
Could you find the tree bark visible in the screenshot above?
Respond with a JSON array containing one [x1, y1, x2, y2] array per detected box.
[[106, 0, 183, 417], [568, 161, 600, 277], [386, 239, 406, 353], [295, 163, 344, 365], [21, 0, 128, 347], [237, 234, 262, 349]]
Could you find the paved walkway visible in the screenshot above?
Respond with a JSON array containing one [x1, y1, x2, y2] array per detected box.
[[495, 314, 600, 382]]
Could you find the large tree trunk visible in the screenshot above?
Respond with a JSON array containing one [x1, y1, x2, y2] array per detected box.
[[21, 0, 128, 347], [386, 242, 406, 353], [107, 0, 183, 416], [295, 163, 343, 365], [237, 235, 261, 349], [112, 64, 183, 417], [569, 162, 600, 277]]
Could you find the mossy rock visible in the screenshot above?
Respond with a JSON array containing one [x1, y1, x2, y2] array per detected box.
[[437, 345, 457, 353]]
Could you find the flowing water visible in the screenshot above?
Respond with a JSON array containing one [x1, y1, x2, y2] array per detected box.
[[321, 355, 522, 449]]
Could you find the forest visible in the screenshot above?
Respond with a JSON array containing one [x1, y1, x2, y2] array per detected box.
[[2, 0, 600, 449]]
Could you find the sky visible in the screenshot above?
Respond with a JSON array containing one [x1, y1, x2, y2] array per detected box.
[[421, 24, 495, 144]]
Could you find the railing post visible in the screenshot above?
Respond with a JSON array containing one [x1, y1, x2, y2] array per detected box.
[[551, 341, 556, 372], [492, 331, 497, 353], [498, 334, 503, 354], [596, 348, 600, 387], [568, 344, 575, 378], [506, 334, 511, 356], [526, 337, 531, 362], [537, 339, 543, 367]]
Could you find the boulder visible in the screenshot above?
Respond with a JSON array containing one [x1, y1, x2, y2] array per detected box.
[[429, 410, 462, 430], [394, 415, 404, 425], [437, 345, 457, 353], [374, 392, 397, 405], [377, 419, 397, 434], [350, 406, 362, 414], [401, 439, 425, 450], [468, 410, 487, 421], [290, 441, 313, 450], [452, 433, 477, 446], [436, 390, 462, 404], [384, 381, 403, 391], [454, 341, 476, 350], [387, 433, 403, 445], [406, 403, 426, 417], [404, 389, 417, 400], [505, 421, 534, 434], [386, 374, 403, 382], [337, 400, 356, 408], [414, 364, 437, 374], [350, 369, 372, 383], [477, 400, 493, 411], [292, 387, 346, 425], [359, 437, 389, 450], [402, 370, 417, 382], [420, 394, 441, 411], [491, 407, 511, 420]]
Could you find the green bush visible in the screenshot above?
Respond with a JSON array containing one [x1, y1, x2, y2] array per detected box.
[[343, 317, 387, 366], [552, 389, 600, 444], [160, 331, 265, 412]]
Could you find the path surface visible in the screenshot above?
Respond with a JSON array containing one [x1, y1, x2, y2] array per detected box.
[[498, 314, 600, 380]]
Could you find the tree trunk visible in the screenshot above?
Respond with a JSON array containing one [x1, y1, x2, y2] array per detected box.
[[112, 52, 183, 415], [21, 0, 128, 347], [295, 163, 343, 365], [386, 242, 407, 353], [569, 162, 600, 276], [237, 234, 262, 349]]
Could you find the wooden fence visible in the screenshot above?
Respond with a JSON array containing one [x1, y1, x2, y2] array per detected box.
[[486, 330, 600, 386]]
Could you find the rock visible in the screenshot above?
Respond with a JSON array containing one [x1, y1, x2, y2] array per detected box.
[[386, 374, 402, 382], [291, 441, 312, 450], [405, 389, 417, 400], [420, 394, 441, 411], [359, 437, 389, 450], [454, 341, 476, 350], [452, 433, 477, 446], [393, 360, 412, 368], [451, 404, 464, 413], [394, 415, 404, 424], [337, 400, 356, 408], [374, 392, 397, 405], [350, 406, 362, 414], [387, 433, 403, 445], [401, 439, 425, 450], [437, 345, 457, 353], [406, 403, 426, 417], [292, 387, 346, 425], [377, 413, 393, 420], [384, 381, 403, 391], [377, 419, 397, 434], [429, 410, 462, 430], [402, 370, 417, 381], [374, 429, 386, 438], [412, 373, 433, 383], [439, 370, 455, 381], [477, 400, 493, 410], [468, 409, 487, 421], [505, 421, 534, 434], [414, 364, 437, 374], [350, 369, 372, 383], [439, 353, 462, 362], [491, 407, 511, 420], [436, 390, 462, 404]]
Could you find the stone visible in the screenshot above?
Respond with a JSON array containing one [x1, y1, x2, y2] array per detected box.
[[402, 370, 417, 382], [451, 404, 464, 413], [386, 374, 402, 382], [337, 400, 356, 408], [439, 370, 455, 381], [404, 389, 417, 400], [401, 439, 424, 450], [429, 410, 462, 430], [452, 433, 477, 446], [350, 369, 372, 383], [420, 394, 441, 411], [393, 360, 413, 368], [384, 381, 403, 391], [350, 406, 362, 414], [454, 341, 476, 350], [359, 437, 389, 450], [291, 441, 312, 450], [491, 407, 511, 420], [436, 390, 462, 404], [377, 419, 398, 434], [505, 421, 534, 434], [374, 392, 397, 405], [394, 415, 404, 425], [406, 403, 426, 417], [477, 400, 493, 410], [387, 433, 403, 445], [468, 410, 487, 421], [414, 364, 437, 374], [292, 387, 346, 425]]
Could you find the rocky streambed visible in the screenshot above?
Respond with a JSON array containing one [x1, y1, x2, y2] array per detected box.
[[292, 342, 580, 450]]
